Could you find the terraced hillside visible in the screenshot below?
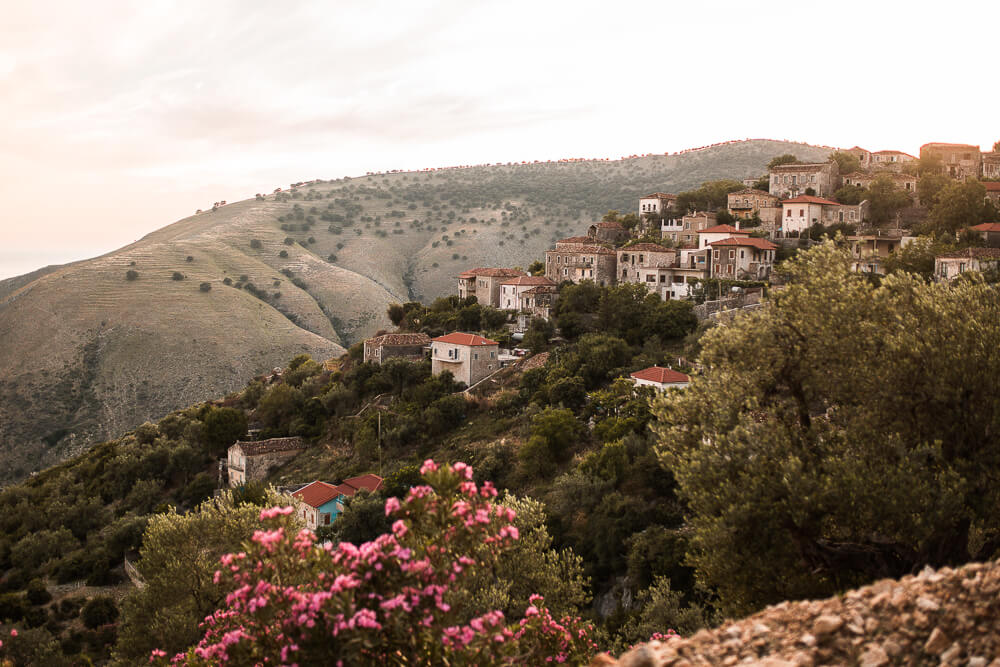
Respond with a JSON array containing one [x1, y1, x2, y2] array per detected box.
[[0, 139, 831, 484]]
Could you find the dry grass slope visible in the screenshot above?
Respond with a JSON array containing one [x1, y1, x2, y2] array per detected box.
[[0, 139, 831, 484]]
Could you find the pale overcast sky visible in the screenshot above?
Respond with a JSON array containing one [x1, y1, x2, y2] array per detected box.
[[1, 0, 997, 279]]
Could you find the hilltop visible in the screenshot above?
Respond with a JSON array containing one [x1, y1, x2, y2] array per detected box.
[[0, 139, 830, 483]]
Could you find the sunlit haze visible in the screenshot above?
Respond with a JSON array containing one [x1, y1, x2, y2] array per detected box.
[[1, 0, 997, 279]]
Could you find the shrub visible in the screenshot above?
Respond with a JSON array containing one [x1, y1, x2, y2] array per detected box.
[[199, 282, 211, 292], [279, 250, 288, 258], [25, 579, 51, 606], [81, 596, 118, 629], [250, 239, 262, 249], [125, 269, 139, 281], [186, 256, 194, 262], [223, 277, 232, 286], [307, 237, 315, 244], [171, 272, 184, 281], [283, 237, 294, 245], [239, 275, 249, 282], [327, 254, 337, 262], [158, 461, 596, 665]]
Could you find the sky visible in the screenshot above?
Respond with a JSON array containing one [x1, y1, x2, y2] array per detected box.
[[1, 0, 998, 279]]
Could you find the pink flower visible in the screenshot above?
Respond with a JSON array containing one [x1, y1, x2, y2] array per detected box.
[[9, 629, 17, 637], [259, 505, 294, 520], [149, 648, 166, 662], [419, 459, 439, 475], [392, 520, 408, 538], [452, 461, 473, 480], [384, 497, 401, 516]]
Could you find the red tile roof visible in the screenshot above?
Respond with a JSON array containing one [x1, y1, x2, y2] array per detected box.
[[971, 222, 1000, 232], [698, 224, 751, 235], [341, 474, 384, 494], [432, 332, 499, 346], [500, 276, 557, 286], [630, 366, 690, 385], [293, 474, 384, 508], [781, 195, 841, 206], [710, 237, 779, 250], [293, 481, 342, 508], [458, 268, 527, 278], [983, 182, 1000, 192]]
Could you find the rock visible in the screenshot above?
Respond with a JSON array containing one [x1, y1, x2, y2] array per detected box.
[[917, 595, 941, 612], [940, 642, 962, 664], [925, 627, 951, 655], [589, 653, 618, 667], [798, 633, 816, 647], [883, 639, 902, 657], [966, 657, 986, 667], [858, 645, 890, 667], [751, 659, 796, 667], [812, 615, 843, 636]]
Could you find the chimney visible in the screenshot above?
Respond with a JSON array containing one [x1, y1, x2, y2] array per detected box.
[[735, 219, 740, 231]]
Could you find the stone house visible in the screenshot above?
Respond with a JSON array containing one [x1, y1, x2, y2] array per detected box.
[[726, 189, 782, 229], [769, 161, 840, 198], [919, 143, 982, 180], [363, 333, 431, 364], [588, 221, 631, 245], [639, 193, 677, 217], [516, 284, 559, 328], [430, 332, 500, 386], [969, 222, 1000, 247], [457, 268, 527, 308], [846, 233, 914, 275], [227, 437, 307, 487], [616, 243, 678, 290], [981, 153, 1000, 180], [499, 275, 557, 311], [983, 182, 1000, 208], [868, 150, 916, 172], [845, 146, 872, 168], [842, 171, 918, 198], [292, 474, 384, 530], [662, 211, 717, 246], [697, 224, 751, 250], [709, 237, 778, 280], [780, 196, 868, 236], [630, 366, 690, 392], [934, 247, 1000, 281], [544, 237, 618, 286]]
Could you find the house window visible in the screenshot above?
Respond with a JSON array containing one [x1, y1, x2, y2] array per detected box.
[[799, 209, 804, 217], [473, 352, 478, 360], [786, 209, 792, 218], [490, 351, 495, 358], [324, 514, 331, 525], [660, 275, 666, 282], [645, 275, 655, 282], [639, 255, 644, 262], [713, 250, 719, 259], [740, 250, 745, 259], [729, 250, 735, 259]]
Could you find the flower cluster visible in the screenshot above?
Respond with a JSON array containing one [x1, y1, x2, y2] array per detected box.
[[157, 460, 596, 665]]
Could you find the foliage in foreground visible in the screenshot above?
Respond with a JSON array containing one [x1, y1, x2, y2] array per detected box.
[[654, 241, 1000, 616], [159, 461, 598, 665]]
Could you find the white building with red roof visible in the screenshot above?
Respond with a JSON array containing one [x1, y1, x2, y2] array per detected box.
[[780, 195, 870, 236], [697, 224, 751, 250], [630, 366, 690, 391], [709, 237, 779, 280], [430, 332, 500, 386], [499, 275, 557, 311]]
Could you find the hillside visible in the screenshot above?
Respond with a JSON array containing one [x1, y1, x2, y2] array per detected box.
[[0, 139, 831, 484]]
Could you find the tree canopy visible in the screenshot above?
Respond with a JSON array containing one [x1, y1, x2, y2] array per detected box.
[[653, 242, 1000, 616]]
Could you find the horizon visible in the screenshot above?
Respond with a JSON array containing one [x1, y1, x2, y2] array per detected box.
[[2, 1, 998, 280]]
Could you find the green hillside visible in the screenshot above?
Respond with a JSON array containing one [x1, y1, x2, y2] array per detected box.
[[0, 139, 831, 485]]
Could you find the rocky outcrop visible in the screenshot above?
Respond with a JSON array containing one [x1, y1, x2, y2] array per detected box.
[[594, 559, 1000, 666]]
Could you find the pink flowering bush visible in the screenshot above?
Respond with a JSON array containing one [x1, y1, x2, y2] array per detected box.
[[159, 460, 597, 665]]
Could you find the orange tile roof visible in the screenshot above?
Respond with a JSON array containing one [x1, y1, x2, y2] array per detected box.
[[293, 481, 342, 508], [432, 332, 499, 346], [341, 474, 384, 494], [710, 237, 779, 250], [781, 195, 841, 206], [630, 366, 690, 384], [698, 224, 751, 235], [983, 182, 1000, 192]]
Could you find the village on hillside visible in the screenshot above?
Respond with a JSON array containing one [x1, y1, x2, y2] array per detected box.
[[222, 141, 1000, 517]]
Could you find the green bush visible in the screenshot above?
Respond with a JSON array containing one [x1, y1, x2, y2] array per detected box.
[[250, 239, 262, 249], [171, 272, 184, 281], [283, 237, 294, 245], [81, 596, 118, 629], [279, 250, 288, 258], [185, 256, 194, 262], [125, 270, 139, 281], [25, 578, 51, 606], [199, 282, 212, 292]]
